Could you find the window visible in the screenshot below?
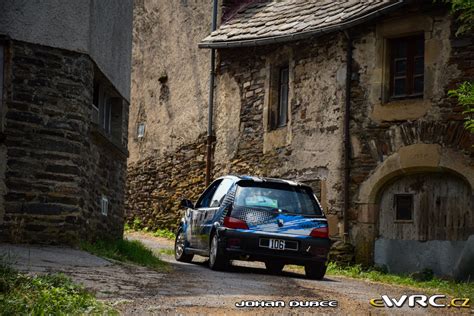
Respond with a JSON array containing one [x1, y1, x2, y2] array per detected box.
[[389, 35, 424, 99], [92, 73, 123, 142], [195, 180, 222, 208], [234, 181, 322, 215], [395, 194, 413, 221], [137, 122, 145, 138], [269, 65, 289, 129], [209, 179, 233, 207], [101, 195, 109, 216]]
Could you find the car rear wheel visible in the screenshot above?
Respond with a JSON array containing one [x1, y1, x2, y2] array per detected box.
[[265, 261, 285, 274], [175, 229, 194, 263], [209, 233, 228, 270], [305, 262, 327, 280]]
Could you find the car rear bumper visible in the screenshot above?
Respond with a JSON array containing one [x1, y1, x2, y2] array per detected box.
[[216, 227, 330, 265]]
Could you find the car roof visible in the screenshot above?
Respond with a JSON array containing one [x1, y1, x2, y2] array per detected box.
[[216, 174, 307, 187]]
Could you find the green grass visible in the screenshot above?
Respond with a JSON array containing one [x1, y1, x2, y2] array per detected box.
[[152, 229, 176, 240], [81, 239, 168, 271], [124, 221, 176, 240], [289, 263, 474, 300], [158, 249, 175, 256], [0, 263, 115, 315]]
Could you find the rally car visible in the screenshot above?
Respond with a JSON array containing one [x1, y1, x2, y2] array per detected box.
[[174, 175, 331, 279]]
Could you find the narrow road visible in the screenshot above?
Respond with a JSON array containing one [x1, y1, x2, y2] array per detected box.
[[122, 232, 465, 315]]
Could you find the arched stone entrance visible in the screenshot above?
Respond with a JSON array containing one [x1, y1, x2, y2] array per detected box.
[[375, 172, 472, 276], [355, 144, 474, 279]]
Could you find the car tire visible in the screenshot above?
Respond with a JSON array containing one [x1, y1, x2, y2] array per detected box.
[[265, 261, 285, 274], [305, 262, 327, 280], [175, 229, 194, 263], [209, 233, 228, 271]]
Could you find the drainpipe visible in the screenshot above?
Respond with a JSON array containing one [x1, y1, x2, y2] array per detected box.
[[205, 0, 219, 187], [342, 30, 352, 243]]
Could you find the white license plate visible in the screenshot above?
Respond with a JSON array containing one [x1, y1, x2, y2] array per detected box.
[[269, 239, 285, 250]]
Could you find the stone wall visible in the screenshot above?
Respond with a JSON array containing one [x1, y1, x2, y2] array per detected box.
[[0, 40, 128, 244], [211, 34, 348, 237], [0, 0, 134, 100], [126, 137, 207, 230]]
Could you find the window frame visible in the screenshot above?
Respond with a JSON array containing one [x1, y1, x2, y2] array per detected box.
[[394, 194, 414, 223], [389, 35, 424, 100], [101, 195, 109, 216], [268, 63, 290, 131], [137, 122, 145, 138], [92, 70, 124, 143], [277, 66, 289, 128]]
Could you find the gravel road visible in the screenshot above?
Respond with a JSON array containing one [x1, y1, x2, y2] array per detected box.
[[2, 234, 469, 315], [122, 232, 470, 315]]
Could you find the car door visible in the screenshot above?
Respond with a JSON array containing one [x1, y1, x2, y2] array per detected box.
[[191, 180, 222, 249], [199, 178, 234, 251]]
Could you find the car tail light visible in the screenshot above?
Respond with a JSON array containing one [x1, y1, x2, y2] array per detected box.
[[223, 216, 249, 230], [310, 226, 329, 238]]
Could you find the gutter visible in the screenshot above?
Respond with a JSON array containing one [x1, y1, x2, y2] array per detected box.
[[198, 1, 404, 49], [342, 30, 352, 242], [205, 0, 219, 186]]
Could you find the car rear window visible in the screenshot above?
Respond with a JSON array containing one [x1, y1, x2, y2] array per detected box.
[[234, 181, 322, 215]]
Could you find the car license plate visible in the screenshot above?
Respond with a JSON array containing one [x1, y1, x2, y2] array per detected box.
[[269, 239, 285, 250]]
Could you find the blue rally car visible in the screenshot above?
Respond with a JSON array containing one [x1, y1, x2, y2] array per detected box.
[[174, 175, 331, 279]]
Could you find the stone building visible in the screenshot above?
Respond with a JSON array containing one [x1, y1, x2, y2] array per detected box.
[[127, 0, 473, 278], [0, 0, 133, 244]]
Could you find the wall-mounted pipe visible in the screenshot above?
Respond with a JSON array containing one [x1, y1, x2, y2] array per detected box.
[[205, 0, 219, 187], [342, 30, 352, 242]]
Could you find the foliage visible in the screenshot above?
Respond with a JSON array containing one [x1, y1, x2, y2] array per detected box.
[[81, 239, 168, 271], [0, 262, 115, 315], [325, 262, 473, 301], [446, 0, 474, 36], [449, 82, 474, 133], [445, 0, 474, 134]]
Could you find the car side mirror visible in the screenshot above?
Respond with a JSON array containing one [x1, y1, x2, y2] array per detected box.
[[181, 199, 194, 209]]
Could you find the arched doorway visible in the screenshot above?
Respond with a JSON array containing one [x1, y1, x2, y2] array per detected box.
[[374, 171, 473, 276]]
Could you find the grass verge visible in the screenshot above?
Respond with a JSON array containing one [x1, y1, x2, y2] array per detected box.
[[152, 229, 176, 240], [289, 263, 473, 300], [124, 222, 176, 240], [0, 262, 115, 315], [81, 239, 168, 271], [158, 249, 175, 256]]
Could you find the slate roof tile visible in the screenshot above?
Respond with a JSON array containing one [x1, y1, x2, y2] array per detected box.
[[200, 0, 400, 47]]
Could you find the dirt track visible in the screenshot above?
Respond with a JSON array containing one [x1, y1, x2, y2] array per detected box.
[[1, 233, 470, 315], [121, 232, 471, 315]]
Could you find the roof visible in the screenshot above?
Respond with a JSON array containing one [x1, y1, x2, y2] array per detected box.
[[220, 175, 304, 187], [199, 0, 404, 48]]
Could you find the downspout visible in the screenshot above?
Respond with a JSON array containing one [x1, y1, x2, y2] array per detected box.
[[342, 30, 352, 242], [205, 0, 219, 187]]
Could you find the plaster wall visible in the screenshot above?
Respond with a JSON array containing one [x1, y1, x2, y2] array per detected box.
[[128, 0, 212, 164], [0, 0, 133, 100]]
